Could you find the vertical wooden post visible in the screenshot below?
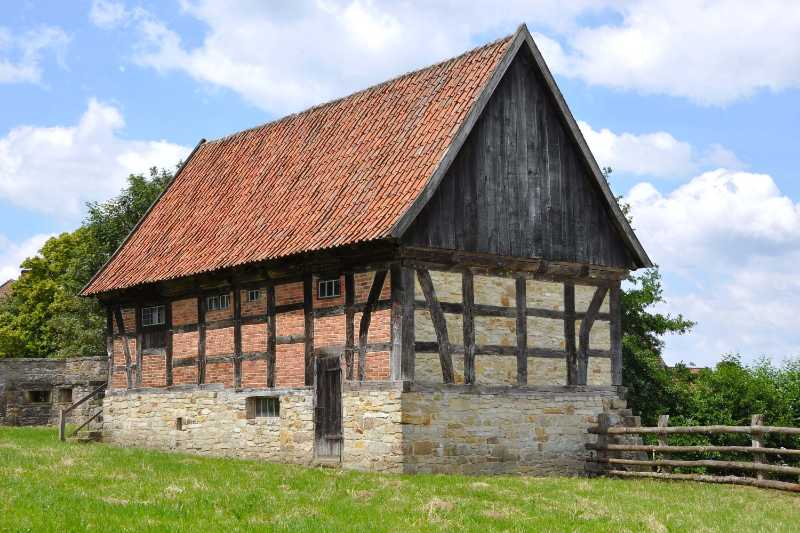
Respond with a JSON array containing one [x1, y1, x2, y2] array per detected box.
[[658, 414, 671, 473], [197, 294, 207, 384], [752, 414, 765, 480], [564, 283, 577, 386], [403, 267, 416, 382], [105, 306, 114, 385], [391, 265, 415, 382], [233, 286, 242, 389], [113, 307, 133, 389], [462, 270, 476, 385], [345, 272, 355, 380], [515, 276, 528, 386], [610, 282, 623, 387], [303, 273, 315, 386], [266, 283, 276, 388], [58, 408, 66, 442], [165, 300, 173, 386], [417, 269, 454, 384], [135, 304, 143, 387], [594, 413, 611, 476]]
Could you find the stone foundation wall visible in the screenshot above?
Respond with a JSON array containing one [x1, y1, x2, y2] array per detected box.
[[341, 384, 403, 472], [103, 385, 314, 463], [400, 386, 619, 475], [101, 382, 619, 476]]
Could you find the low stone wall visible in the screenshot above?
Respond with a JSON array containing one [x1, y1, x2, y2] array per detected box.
[[0, 356, 107, 426], [102, 382, 620, 476]]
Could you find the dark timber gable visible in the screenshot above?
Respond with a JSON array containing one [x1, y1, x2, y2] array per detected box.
[[403, 46, 635, 269]]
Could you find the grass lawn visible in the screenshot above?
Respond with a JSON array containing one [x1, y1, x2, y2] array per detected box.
[[0, 427, 798, 532]]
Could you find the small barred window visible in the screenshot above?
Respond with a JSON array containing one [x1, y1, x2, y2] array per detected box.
[[247, 289, 260, 302], [246, 396, 280, 419], [318, 278, 341, 299]]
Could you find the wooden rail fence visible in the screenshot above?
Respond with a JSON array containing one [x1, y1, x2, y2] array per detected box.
[[586, 413, 800, 492], [58, 382, 107, 442]]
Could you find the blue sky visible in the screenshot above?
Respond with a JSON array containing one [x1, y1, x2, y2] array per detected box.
[[1, 1, 799, 366]]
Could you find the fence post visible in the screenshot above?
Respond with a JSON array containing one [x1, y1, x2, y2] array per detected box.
[[752, 414, 765, 480], [58, 408, 66, 442], [595, 413, 611, 475], [658, 415, 670, 473]]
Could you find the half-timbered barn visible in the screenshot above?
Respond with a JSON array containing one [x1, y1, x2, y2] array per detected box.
[[82, 25, 650, 474]]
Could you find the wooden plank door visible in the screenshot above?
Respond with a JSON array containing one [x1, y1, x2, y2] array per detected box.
[[314, 356, 342, 460]]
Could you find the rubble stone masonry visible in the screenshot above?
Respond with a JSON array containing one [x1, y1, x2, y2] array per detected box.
[[104, 381, 620, 475]]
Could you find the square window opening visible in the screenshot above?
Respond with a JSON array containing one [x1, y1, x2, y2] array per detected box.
[[142, 305, 166, 327], [26, 390, 51, 403], [318, 278, 341, 299], [246, 396, 280, 419], [247, 289, 261, 302], [58, 388, 73, 403], [207, 294, 230, 311]]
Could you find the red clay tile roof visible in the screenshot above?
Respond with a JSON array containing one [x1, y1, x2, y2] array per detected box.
[[83, 34, 514, 295]]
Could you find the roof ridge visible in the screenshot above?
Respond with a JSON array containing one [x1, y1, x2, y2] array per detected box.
[[205, 32, 514, 145]]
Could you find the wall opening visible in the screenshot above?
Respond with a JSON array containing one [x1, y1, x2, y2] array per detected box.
[[25, 390, 51, 404], [58, 388, 73, 403], [246, 396, 280, 419]]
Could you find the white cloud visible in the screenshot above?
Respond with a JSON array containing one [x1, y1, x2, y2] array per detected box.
[[0, 99, 189, 216], [580, 121, 695, 178], [545, 0, 800, 105], [626, 169, 800, 364], [93, 1, 800, 111], [0, 25, 70, 84], [579, 121, 744, 178], [0, 233, 53, 282], [89, 0, 129, 29], [95, 0, 616, 113]]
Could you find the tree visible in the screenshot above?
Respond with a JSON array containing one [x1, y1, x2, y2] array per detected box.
[[621, 268, 695, 424], [0, 167, 174, 358]]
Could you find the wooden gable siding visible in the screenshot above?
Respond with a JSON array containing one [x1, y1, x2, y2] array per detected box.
[[403, 47, 634, 269]]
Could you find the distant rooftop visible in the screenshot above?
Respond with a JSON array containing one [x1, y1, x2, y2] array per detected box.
[[0, 279, 13, 299]]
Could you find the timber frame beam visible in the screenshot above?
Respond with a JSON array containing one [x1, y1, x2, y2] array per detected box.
[[104, 246, 625, 391]]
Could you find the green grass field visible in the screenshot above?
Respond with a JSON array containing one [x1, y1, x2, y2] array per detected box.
[[0, 427, 798, 532]]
